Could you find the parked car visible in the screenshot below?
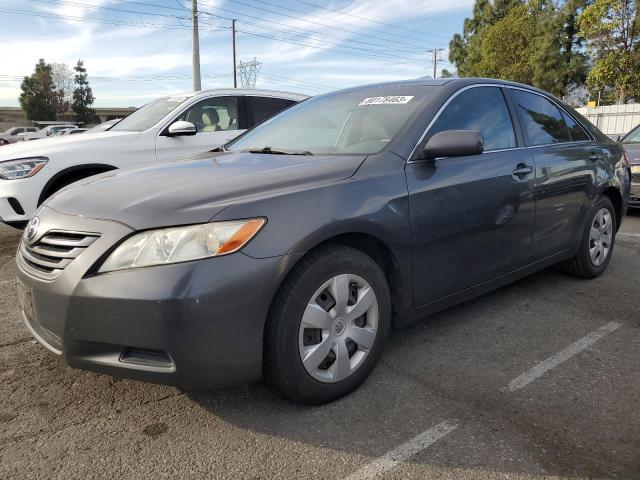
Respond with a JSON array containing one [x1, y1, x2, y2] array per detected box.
[[0, 89, 307, 227], [0, 127, 39, 145], [618, 124, 640, 207], [86, 118, 121, 133], [18, 125, 77, 141], [59, 128, 88, 136], [15, 78, 629, 403]]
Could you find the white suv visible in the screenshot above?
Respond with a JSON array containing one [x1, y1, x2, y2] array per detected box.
[[0, 89, 307, 227]]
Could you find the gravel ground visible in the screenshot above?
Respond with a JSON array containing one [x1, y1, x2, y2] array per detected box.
[[1, 211, 639, 480]]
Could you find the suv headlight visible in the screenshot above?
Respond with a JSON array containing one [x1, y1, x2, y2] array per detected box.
[[98, 219, 266, 273], [0, 157, 48, 180]]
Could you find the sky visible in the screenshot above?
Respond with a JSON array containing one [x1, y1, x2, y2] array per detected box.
[[0, 0, 474, 107]]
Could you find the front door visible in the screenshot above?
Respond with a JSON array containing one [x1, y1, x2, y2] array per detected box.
[[155, 96, 244, 161], [406, 86, 536, 306]]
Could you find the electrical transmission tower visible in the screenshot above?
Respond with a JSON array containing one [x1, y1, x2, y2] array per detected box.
[[426, 48, 446, 78], [237, 58, 262, 89]]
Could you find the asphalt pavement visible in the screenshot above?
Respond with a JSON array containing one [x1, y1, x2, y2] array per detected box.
[[1, 211, 639, 480]]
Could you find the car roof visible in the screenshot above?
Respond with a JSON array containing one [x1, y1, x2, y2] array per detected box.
[[327, 77, 549, 96], [168, 88, 310, 102]]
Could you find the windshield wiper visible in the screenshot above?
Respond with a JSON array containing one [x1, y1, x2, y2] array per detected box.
[[243, 146, 313, 156]]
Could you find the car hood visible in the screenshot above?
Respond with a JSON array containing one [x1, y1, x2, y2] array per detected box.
[[623, 143, 640, 165], [0, 130, 141, 161], [45, 151, 366, 230]]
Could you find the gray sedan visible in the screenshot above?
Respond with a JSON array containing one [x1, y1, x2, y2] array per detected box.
[[16, 78, 630, 403]]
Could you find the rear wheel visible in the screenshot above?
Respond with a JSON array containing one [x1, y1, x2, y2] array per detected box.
[[264, 245, 391, 404], [563, 196, 616, 278]]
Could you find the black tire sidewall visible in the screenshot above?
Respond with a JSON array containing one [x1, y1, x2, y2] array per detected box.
[[275, 247, 391, 403]]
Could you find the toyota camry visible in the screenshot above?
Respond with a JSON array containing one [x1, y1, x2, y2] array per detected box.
[[16, 78, 630, 403]]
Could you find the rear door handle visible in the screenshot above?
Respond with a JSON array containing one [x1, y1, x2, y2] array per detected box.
[[512, 164, 533, 178]]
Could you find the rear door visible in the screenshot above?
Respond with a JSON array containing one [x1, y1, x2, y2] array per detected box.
[[406, 85, 536, 306], [155, 96, 243, 161], [506, 88, 598, 259]]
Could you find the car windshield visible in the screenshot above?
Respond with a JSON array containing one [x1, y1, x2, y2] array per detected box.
[[227, 87, 435, 156], [622, 124, 640, 143], [111, 95, 193, 132]]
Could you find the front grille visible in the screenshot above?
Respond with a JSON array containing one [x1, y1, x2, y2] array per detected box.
[[631, 171, 640, 185], [20, 230, 100, 279]]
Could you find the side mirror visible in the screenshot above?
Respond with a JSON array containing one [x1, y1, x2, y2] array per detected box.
[[167, 121, 197, 137], [422, 130, 484, 160]]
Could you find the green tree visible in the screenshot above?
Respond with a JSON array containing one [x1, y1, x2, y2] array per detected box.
[[579, 0, 640, 103], [72, 60, 95, 124], [449, 0, 587, 97], [19, 59, 59, 121], [440, 68, 454, 78]]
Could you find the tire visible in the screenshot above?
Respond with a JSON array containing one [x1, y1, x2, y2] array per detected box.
[[563, 196, 617, 279], [264, 244, 391, 404]]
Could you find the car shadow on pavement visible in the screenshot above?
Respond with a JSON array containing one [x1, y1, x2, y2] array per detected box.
[[184, 255, 640, 480]]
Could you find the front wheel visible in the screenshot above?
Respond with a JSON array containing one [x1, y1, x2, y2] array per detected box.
[[563, 196, 617, 278], [264, 245, 391, 404]]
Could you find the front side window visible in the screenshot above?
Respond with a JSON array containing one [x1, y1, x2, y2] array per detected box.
[[111, 95, 194, 132], [510, 90, 570, 146], [428, 87, 516, 151], [228, 87, 436, 155], [178, 96, 239, 133]]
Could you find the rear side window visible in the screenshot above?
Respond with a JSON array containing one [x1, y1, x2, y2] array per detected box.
[[561, 111, 590, 141], [510, 90, 570, 145], [429, 87, 516, 151], [246, 97, 297, 127]]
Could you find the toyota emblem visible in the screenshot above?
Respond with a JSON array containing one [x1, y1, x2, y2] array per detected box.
[[25, 216, 40, 242]]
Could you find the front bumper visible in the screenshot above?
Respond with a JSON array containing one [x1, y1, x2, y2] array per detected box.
[[16, 206, 300, 388], [0, 177, 41, 225]]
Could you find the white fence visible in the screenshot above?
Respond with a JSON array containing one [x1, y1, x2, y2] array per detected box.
[[576, 104, 640, 137]]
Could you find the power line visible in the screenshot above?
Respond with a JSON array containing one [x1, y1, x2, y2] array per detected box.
[[200, 0, 444, 51], [0, 6, 228, 31], [194, 1, 435, 55], [287, 0, 453, 40], [426, 48, 447, 78]]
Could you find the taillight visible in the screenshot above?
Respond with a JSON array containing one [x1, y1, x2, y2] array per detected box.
[[622, 150, 630, 168]]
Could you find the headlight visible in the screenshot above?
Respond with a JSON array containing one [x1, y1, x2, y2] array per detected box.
[[0, 157, 48, 180], [98, 219, 266, 273]]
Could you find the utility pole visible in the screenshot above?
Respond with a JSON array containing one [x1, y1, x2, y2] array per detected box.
[[232, 19, 237, 88], [426, 48, 445, 78], [191, 0, 201, 91]]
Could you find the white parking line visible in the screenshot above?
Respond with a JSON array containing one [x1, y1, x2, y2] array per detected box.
[[618, 232, 640, 237], [345, 420, 458, 480], [507, 322, 621, 392]]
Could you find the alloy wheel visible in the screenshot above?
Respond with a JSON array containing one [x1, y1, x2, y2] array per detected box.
[[589, 207, 613, 267], [298, 274, 379, 383]]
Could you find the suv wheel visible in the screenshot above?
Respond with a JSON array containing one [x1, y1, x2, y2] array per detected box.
[[563, 196, 617, 278], [264, 245, 391, 404]]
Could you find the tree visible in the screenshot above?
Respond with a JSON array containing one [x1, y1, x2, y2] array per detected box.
[[440, 69, 454, 78], [51, 63, 74, 116], [72, 60, 95, 124], [19, 59, 59, 121], [579, 0, 640, 103], [448, 0, 587, 97]]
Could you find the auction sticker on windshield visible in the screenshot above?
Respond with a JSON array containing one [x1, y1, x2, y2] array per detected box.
[[359, 96, 414, 106]]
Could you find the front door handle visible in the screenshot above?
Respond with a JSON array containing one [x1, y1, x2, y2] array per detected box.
[[512, 164, 534, 178]]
